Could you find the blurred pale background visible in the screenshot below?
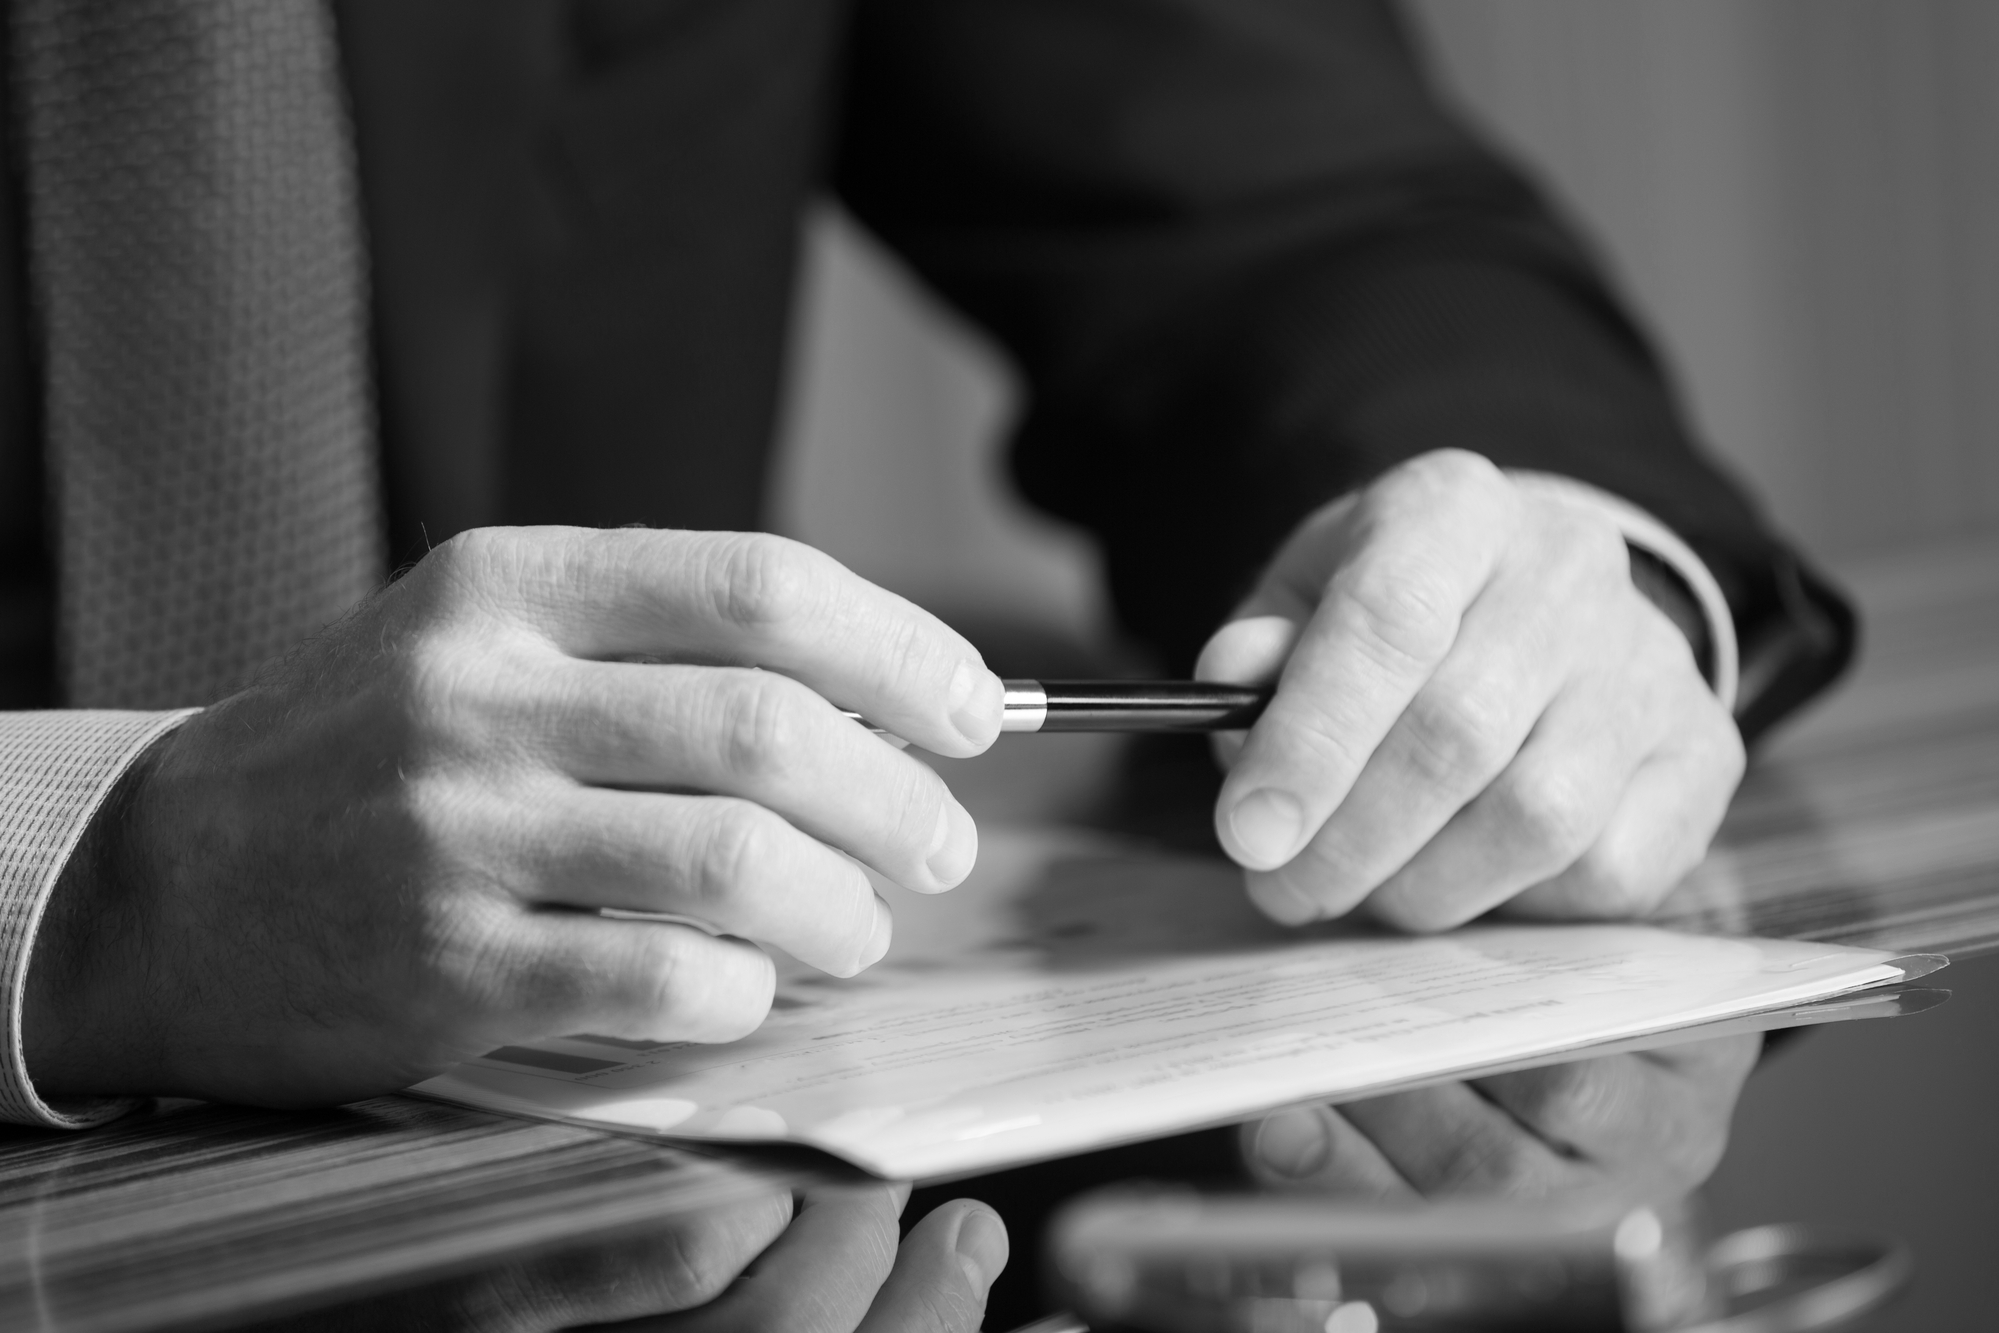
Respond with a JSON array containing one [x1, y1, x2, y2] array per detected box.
[[768, 3, 1999, 1329]]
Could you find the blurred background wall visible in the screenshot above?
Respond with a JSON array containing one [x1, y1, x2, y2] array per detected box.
[[768, 6, 1998, 1328], [1413, 0, 1999, 562]]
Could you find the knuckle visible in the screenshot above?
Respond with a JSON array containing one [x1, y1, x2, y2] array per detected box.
[[871, 610, 954, 703], [1501, 767, 1601, 869], [399, 637, 485, 737], [1260, 695, 1372, 780], [398, 774, 478, 865], [424, 526, 496, 579], [1517, 506, 1627, 611], [1551, 505, 1628, 575], [1403, 687, 1518, 786], [1339, 561, 1460, 668], [710, 533, 821, 631], [694, 800, 783, 906], [715, 672, 807, 783], [399, 528, 507, 624], [1568, 843, 1665, 917], [1371, 889, 1469, 936], [420, 526, 540, 608], [1431, 1131, 1538, 1195], [426, 894, 528, 1015], [1487, 1065, 1600, 1148], [881, 764, 948, 861], [396, 634, 548, 760], [1398, 447, 1505, 500], [648, 1196, 793, 1308], [632, 940, 690, 1030], [448, 916, 609, 1036], [636, 931, 774, 1042]]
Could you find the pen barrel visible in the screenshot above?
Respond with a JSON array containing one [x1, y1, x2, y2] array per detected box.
[[1010, 680, 1271, 732]]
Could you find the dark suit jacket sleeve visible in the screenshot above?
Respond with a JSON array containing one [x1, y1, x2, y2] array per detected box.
[[833, 0, 1851, 741]]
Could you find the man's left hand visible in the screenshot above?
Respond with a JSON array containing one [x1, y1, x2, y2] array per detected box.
[[1199, 450, 1743, 930]]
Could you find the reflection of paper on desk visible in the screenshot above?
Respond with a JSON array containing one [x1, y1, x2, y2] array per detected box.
[[414, 829, 1924, 1180]]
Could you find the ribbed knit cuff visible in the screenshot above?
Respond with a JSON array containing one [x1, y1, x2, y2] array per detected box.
[[1508, 471, 1740, 712], [0, 709, 198, 1129]]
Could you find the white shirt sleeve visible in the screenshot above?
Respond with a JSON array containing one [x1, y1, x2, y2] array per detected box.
[[0, 709, 199, 1129], [1506, 470, 1740, 712]]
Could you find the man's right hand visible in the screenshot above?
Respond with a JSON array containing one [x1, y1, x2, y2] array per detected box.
[[23, 527, 1005, 1106]]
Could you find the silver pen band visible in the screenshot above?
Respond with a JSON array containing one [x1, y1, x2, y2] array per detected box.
[[1002, 679, 1048, 732]]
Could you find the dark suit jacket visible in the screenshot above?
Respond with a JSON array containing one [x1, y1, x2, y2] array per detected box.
[[0, 0, 1851, 737]]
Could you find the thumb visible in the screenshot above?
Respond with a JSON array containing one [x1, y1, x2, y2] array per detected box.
[[856, 1200, 1008, 1333]]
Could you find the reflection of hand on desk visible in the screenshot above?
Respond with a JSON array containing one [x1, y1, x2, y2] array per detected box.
[[289, 1186, 1006, 1333], [1241, 1035, 1760, 1201]]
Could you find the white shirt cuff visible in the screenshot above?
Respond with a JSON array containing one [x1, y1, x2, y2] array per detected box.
[[0, 709, 200, 1129]]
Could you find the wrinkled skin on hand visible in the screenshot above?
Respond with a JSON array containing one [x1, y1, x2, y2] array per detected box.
[[1240, 1036, 1761, 1201], [26, 527, 1006, 1107], [1201, 450, 1744, 931]]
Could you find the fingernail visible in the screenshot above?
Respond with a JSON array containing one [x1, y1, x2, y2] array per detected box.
[[954, 1206, 1009, 1298], [1247, 871, 1321, 926], [1228, 788, 1306, 868], [947, 661, 1004, 751], [925, 795, 977, 889], [859, 896, 892, 970], [1253, 1108, 1331, 1180]]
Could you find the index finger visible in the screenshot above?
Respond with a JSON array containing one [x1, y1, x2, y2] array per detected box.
[[421, 527, 1006, 757], [1215, 454, 1518, 877]]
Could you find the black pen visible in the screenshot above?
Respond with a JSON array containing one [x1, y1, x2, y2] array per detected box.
[[847, 680, 1273, 735], [1000, 679, 1272, 732]]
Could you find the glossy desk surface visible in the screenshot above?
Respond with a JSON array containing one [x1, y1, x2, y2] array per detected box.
[[0, 1100, 833, 1332], [1657, 536, 1999, 955], [2, 537, 1994, 1331]]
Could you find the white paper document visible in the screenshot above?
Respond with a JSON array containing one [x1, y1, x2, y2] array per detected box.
[[414, 829, 1920, 1180]]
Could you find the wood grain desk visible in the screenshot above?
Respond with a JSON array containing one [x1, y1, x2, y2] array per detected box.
[[0, 536, 1993, 1332]]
